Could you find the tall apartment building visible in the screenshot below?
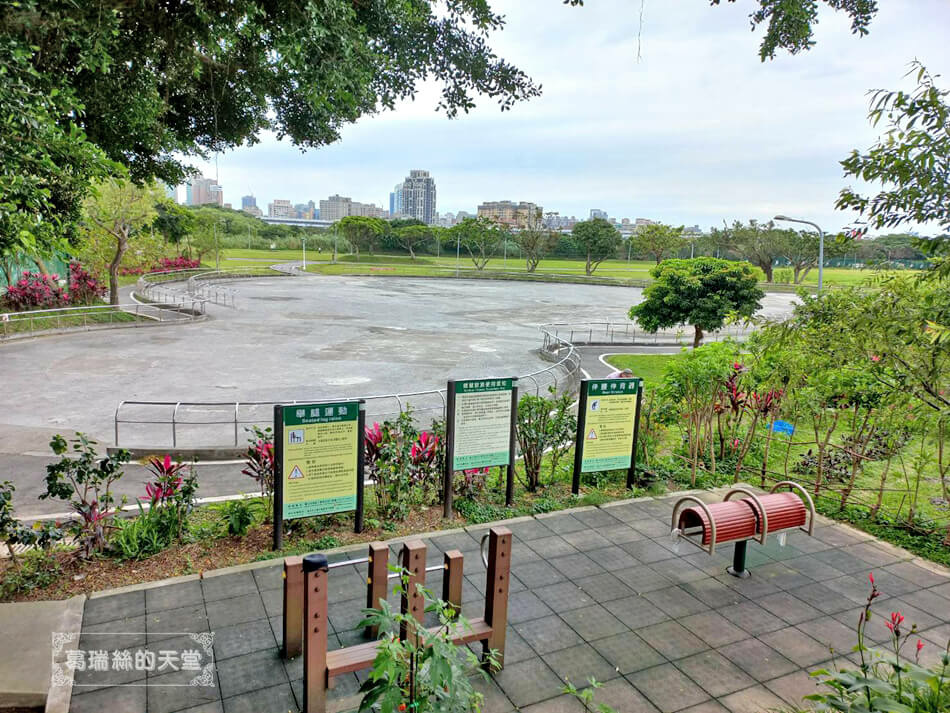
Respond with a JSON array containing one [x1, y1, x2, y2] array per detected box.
[[477, 200, 541, 227], [319, 195, 384, 221], [294, 201, 316, 220], [268, 199, 293, 218], [188, 177, 223, 206], [396, 170, 436, 224], [590, 208, 608, 221], [389, 183, 404, 217], [241, 195, 257, 210]]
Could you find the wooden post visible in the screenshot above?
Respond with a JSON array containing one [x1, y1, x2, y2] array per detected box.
[[365, 542, 389, 638], [303, 553, 329, 713], [442, 549, 464, 618], [482, 527, 511, 670], [282, 556, 304, 659], [400, 540, 426, 643]]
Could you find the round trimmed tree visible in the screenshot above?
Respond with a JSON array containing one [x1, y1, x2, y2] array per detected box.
[[630, 258, 764, 347]]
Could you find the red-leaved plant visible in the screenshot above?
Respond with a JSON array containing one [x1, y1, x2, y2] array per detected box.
[[242, 426, 275, 520], [1, 271, 68, 311]]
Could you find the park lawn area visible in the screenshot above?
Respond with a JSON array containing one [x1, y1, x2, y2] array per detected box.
[[604, 352, 681, 388]]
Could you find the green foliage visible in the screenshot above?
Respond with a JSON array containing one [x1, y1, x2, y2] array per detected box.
[[805, 577, 950, 713], [242, 425, 275, 518], [511, 209, 558, 272], [448, 217, 504, 270], [0, 38, 111, 261], [564, 677, 617, 713], [213, 498, 265, 537], [516, 387, 577, 492], [79, 177, 164, 304], [3, 0, 542, 186], [709, 0, 877, 61], [0, 549, 62, 598], [630, 257, 763, 348], [571, 218, 622, 275], [337, 216, 388, 260], [358, 572, 496, 713], [394, 225, 434, 260], [42, 433, 129, 557], [631, 223, 686, 264]]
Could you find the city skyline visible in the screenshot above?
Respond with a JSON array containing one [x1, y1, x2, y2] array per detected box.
[[186, 1, 950, 236]]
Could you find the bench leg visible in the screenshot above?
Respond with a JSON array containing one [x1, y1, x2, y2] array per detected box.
[[728, 540, 751, 578]]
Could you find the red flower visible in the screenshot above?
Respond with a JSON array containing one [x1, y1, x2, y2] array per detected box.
[[885, 611, 904, 633], [917, 639, 925, 653], [868, 572, 874, 585]]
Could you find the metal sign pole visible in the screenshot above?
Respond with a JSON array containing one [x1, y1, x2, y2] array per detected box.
[[355, 401, 365, 533], [571, 380, 589, 496], [443, 380, 457, 519], [273, 404, 284, 551], [626, 381, 644, 490], [505, 381, 518, 507]]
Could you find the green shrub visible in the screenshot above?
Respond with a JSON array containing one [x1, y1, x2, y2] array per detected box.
[[1, 550, 61, 597], [213, 498, 265, 536]]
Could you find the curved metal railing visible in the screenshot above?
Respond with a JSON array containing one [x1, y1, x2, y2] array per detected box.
[[113, 327, 582, 449], [0, 301, 204, 342], [136, 266, 290, 308], [540, 320, 751, 347]]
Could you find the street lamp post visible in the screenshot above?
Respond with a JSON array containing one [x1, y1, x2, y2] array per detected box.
[[455, 232, 461, 278], [774, 215, 824, 292], [302, 236, 307, 270]]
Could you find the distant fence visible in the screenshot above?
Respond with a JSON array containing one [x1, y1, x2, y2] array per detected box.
[[540, 320, 750, 347], [0, 302, 204, 342], [136, 266, 290, 308]]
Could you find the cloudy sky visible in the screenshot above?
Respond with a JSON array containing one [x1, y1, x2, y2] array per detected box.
[[192, 0, 950, 234]]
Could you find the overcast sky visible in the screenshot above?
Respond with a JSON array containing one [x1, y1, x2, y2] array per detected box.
[[191, 0, 950, 234]]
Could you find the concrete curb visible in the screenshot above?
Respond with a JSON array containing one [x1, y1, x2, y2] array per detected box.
[[45, 594, 85, 713]]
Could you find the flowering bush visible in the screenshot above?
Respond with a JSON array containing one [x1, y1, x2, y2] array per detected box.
[[364, 407, 442, 520], [242, 426, 275, 519], [1, 271, 68, 311], [66, 262, 106, 305], [41, 434, 129, 557], [804, 573, 950, 713], [117, 255, 200, 276]]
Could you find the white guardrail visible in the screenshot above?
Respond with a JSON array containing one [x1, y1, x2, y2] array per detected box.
[[0, 302, 204, 341]]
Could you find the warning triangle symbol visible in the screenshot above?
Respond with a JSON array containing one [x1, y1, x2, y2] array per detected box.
[[587, 429, 597, 440], [289, 465, 304, 480]]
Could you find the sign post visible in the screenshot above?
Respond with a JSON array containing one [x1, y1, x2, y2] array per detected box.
[[572, 378, 642, 495], [443, 378, 518, 519], [273, 400, 365, 550]]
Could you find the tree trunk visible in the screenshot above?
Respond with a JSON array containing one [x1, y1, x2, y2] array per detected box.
[[761, 261, 773, 282], [33, 257, 50, 276], [693, 325, 704, 348], [586, 252, 593, 276], [108, 233, 128, 306]]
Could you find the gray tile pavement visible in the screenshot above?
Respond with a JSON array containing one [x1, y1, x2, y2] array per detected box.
[[69, 496, 950, 713]]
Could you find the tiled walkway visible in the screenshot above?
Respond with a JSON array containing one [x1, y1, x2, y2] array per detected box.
[[68, 493, 950, 713]]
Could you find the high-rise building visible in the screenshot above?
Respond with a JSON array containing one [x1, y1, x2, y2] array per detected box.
[[188, 177, 223, 206], [268, 199, 293, 218], [293, 202, 316, 220], [318, 195, 384, 221], [399, 170, 436, 224], [389, 183, 405, 217], [590, 209, 608, 221], [242, 195, 257, 210], [477, 200, 541, 227]]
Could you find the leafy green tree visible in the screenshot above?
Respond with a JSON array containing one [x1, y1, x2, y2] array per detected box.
[[572, 218, 622, 275], [715, 219, 790, 282], [836, 62, 950, 278], [511, 209, 557, 272], [709, 0, 877, 61], [336, 216, 386, 261], [395, 224, 433, 261], [3, 0, 544, 186], [0, 39, 111, 262], [153, 202, 195, 246], [80, 178, 163, 304], [631, 223, 687, 264], [389, 217, 426, 231], [448, 217, 503, 270], [630, 257, 764, 348], [780, 229, 850, 283]]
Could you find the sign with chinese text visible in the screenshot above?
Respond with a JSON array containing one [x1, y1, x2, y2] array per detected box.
[[579, 378, 640, 472], [279, 401, 360, 520], [451, 379, 515, 471]]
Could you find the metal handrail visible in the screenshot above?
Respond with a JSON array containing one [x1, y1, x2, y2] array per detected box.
[[0, 301, 203, 341], [113, 326, 582, 448]]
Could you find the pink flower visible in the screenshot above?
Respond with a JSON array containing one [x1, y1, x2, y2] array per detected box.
[[869, 572, 875, 585], [917, 639, 925, 653], [870, 354, 881, 362], [885, 611, 904, 633]]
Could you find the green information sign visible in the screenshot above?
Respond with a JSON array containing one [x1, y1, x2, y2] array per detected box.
[[451, 378, 515, 471], [579, 378, 640, 472], [279, 401, 359, 520]]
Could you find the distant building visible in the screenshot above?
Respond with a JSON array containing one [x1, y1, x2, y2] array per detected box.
[[241, 195, 257, 210], [318, 194, 384, 222], [268, 199, 293, 218], [398, 170, 436, 224], [244, 206, 263, 217], [477, 200, 542, 228], [188, 177, 223, 206], [294, 201, 316, 220], [390, 184, 404, 217], [590, 209, 608, 221], [635, 218, 656, 228]]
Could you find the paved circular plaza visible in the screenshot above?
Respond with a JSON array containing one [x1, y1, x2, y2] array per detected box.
[[3, 275, 798, 450]]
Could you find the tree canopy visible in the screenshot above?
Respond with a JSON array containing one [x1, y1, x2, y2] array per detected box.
[[448, 217, 503, 270], [336, 216, 387, 260], [630, 257, 764, 348], [631, 223, 686, 264], [571, 218, 622, 275], [511, 209, 558, 273]]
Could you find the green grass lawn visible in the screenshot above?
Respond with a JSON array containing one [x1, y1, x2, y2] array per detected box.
[[1, 308, 140, 335], [604, 353, 682, 388]]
